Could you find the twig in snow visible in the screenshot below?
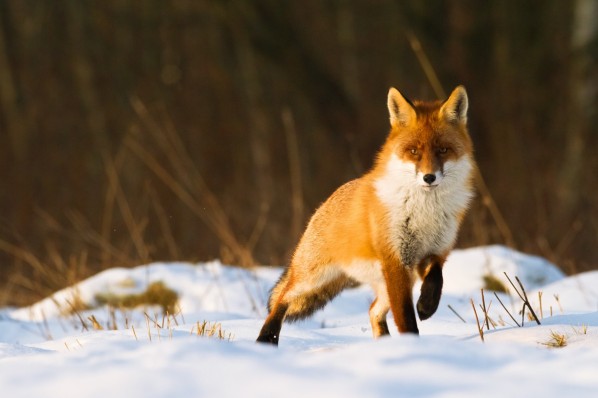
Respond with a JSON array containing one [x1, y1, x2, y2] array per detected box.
[[503, 273, 541, 325], [493, 292, 520, 327], [448, 304, 466, 323]]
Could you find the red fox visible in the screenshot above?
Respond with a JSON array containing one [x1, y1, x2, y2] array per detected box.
[[257, 86, 475, 345]]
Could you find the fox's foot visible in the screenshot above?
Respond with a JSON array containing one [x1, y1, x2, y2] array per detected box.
[[256, 332, 279, 346], [416, 294, 440, 321], [256, 303, 286, 346]]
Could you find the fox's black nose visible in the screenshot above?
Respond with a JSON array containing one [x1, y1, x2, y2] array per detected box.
[[423, 174, 436, 184]]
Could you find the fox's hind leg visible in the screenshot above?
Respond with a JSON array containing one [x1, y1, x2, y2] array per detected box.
[[256, 268, 294, 345], [256, 301, 288, 345], [256, 265, 351, 345], [416, 256, 445, 321]]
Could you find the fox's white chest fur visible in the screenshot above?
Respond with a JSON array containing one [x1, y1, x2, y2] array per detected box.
[[374, 153, 474, 266]]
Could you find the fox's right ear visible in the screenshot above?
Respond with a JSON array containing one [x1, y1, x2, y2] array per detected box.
[[387, 88, 416, 127]]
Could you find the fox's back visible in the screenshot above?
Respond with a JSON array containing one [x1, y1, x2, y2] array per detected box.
[[292, 177, 378, 267]]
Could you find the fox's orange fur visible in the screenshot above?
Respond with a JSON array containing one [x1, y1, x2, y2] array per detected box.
[[257, 86, 476, 345]]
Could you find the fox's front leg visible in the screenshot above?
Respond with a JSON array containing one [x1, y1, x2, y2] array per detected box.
[[382, 260, 419, 334], [416, 256, 445, 321]]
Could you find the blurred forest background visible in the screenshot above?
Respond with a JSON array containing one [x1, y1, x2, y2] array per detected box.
[[1, 1, 597, 306]]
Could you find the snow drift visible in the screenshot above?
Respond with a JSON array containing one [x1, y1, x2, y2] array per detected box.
[[1, 245, 597, 397]]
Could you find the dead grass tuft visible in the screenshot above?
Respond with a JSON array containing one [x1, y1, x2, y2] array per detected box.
[[95, 281, 178, 313], [541, 330, 568, 348], [190, 320, 234, 341]]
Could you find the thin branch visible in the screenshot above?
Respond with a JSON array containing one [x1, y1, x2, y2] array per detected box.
[[448, 304, 466, 323], [503, 273, 541, 325], [515, 276, 541, 324], [493, 292, 520, 327]]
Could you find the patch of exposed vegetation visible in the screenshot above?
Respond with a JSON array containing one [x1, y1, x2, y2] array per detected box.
[[95, 281, 178, 313], [482, 273, 508, 293]]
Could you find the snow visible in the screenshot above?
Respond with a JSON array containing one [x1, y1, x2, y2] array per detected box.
[[2, 245, 598, 397]]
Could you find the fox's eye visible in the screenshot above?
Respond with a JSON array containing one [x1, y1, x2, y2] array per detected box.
[[439, 147, 448, 154], [410, 148, 418, 155]]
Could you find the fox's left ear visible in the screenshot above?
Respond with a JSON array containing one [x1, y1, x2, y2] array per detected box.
[[440, 86, 468, 124]]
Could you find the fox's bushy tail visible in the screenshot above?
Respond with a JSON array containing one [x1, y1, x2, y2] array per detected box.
[[267, 268, 356, 322]]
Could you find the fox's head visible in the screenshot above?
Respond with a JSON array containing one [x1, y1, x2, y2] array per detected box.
[[378, 86, 474, 191]]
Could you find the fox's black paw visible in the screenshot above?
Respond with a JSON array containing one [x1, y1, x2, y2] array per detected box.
[[256, 333, 279, 346], [416, 294, 440, 321]]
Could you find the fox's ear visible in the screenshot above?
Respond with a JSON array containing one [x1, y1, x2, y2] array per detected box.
[[387, 87, 416, 127], [440, 86, 468, 124]]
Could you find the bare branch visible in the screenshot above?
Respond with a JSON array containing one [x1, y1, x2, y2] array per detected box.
[[493, 292, 520, 327]]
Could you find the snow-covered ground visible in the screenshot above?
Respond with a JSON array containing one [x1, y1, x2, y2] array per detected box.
[[2, 245, 598, 397]]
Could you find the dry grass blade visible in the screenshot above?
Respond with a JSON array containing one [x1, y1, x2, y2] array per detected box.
[[538, 291, 543, 320], [65, 298, 89, 331], [471, 299, 485, 342], [479, 289, 490, 331], [145, 313, 152, 342], [88, 315, 104, 330], [190, 320, 232, 341], [108, 306, 118, 330], [572, 324, 588, 335]]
